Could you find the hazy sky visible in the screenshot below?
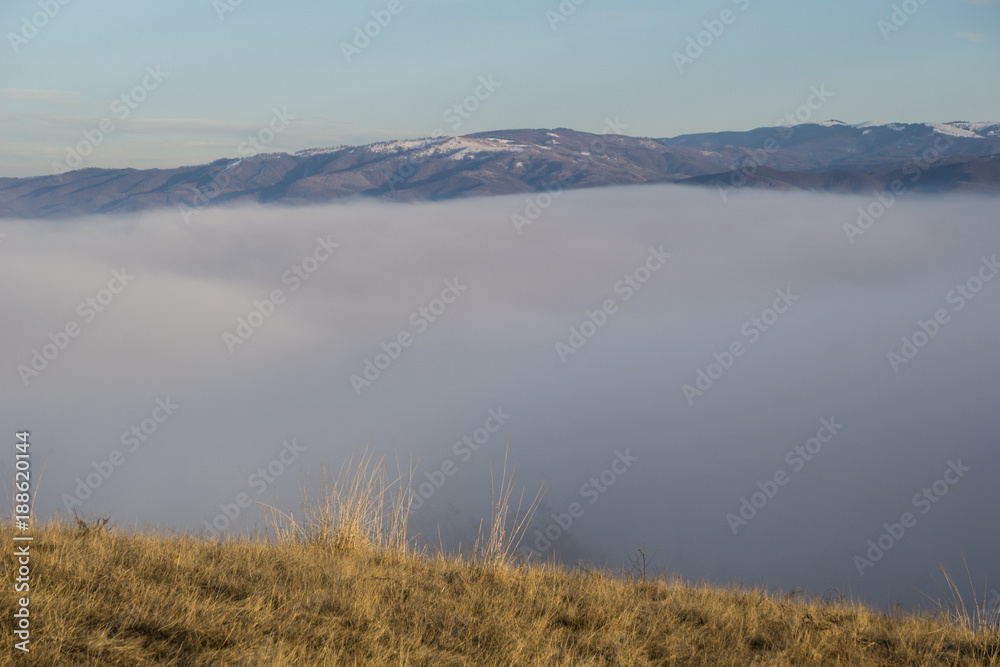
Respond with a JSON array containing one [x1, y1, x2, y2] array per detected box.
[[2, 186, 998, 610], [1, 0, 998, 176]]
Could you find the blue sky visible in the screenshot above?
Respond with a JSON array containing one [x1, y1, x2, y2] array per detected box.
[[1, 0, 997, 176]]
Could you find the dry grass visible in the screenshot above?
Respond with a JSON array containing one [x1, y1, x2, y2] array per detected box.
[[2, 452, 998, 666], [259, 449, 412, 553], [470, 451, 543, 570]]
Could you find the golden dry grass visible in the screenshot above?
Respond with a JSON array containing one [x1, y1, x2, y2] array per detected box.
[[2, 453, 997, 666]]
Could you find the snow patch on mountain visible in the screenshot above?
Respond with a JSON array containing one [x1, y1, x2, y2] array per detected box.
[[410, 136, 523, 160], [925, 123, 980, 138], [946, 121, 1000, 137], [813, 120, 1000, 139], [852, 122, 907, 131], [367, 138, 448, 154]]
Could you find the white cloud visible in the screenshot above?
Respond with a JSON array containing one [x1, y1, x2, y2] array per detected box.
[[1, 188, 998, 612]]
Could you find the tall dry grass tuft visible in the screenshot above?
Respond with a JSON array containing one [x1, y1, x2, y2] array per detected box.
[[930, 560, 1000, 637], [472, 449, 544, 570], [261, 448, 413, 553], [262, 445, 543, 569], [3, 449, 1000, 664]]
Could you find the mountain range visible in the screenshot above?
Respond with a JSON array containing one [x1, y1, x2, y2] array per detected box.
[[2, 121, 998, 219]]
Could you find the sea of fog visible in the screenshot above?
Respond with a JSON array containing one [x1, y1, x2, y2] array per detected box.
[[2, 184, 997, 612]]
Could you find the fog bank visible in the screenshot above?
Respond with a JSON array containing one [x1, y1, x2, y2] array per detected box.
[[2, 185, 998, 611]]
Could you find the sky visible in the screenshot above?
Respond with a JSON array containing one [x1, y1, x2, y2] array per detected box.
[[1, 0, 998, 176], [2, 186, 998, 610]]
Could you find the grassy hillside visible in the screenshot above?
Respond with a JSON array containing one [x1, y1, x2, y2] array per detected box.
[[3, 455, 998, 665]]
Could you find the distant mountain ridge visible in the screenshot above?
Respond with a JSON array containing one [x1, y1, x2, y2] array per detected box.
[[2, 121, 998, 219]]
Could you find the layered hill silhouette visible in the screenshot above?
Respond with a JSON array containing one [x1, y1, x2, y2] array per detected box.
[[2, 121, 998, 218]]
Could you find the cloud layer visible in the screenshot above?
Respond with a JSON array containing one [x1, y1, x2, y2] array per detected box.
[[2, 185, 998, 610]]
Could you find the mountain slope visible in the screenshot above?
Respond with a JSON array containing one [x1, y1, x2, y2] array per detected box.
[[5, 520, 998, 665], [657, 121, 1000, 171], [1, 122, 998, 219]]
